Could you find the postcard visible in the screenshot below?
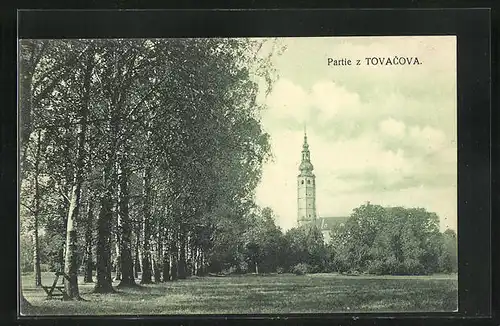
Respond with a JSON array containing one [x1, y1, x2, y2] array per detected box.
[[19, 36, 457, 315]]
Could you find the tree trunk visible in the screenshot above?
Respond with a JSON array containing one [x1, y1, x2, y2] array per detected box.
[[140, 167, 153, 284], [192, 247, 197, 276], [138, 248, 144, 278], [112, 196, 121, 281], [58, 241, 65, 275], [200, 249, 206, 276], [63, 132, 89, 299], [94, 193, 114, 293], [198, 250, 205, 276], [194, 247, 201, 277], [19, 40, 46, 310], [113, 234, 121, 281], [117, 158, 135, 287], [153, 223, 163, 282], [19, 40, 37, 160], [133, 230, 140, 279], [106, 214, 114, 283], [83, 199, 94, 283], [153, 248, 162, 283], [153, 257, 161, 283], [32, 231, 42, 287], [94, 47, 124, 294], [191, 244, 197, 277], [63, 184, 82, 299], [170, 237, 178, 281], [178, 226, 187, 279], [162, 234, 170, 281], [32, 130, 42, 287]]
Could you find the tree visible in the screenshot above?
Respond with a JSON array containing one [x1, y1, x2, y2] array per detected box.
[[63, 43, 95, 300], [26, 130, 45, 286], [439, 229, 458, 273], [82, 188, 95, 283], [19, 38, 282, 307], [19, 39, 82, 305], [116, 147, 136, 286], [328, 203, 455, 275]]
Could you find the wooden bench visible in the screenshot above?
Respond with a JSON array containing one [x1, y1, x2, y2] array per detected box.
[[41, 272, 70, 300]]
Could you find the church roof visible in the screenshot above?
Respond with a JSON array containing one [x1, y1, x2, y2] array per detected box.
[[316, 216, 350, 231]]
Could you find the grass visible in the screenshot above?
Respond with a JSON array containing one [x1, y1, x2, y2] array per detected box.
[[20, 272, 458, 315]]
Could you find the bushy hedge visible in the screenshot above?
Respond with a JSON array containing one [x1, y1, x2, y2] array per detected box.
[[292, 263, 311, 275]]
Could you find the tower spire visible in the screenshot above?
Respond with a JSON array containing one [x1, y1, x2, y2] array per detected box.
[[302, 123, 309, 151], [297, 123, 316, 227], [299, 124, 313, 174]]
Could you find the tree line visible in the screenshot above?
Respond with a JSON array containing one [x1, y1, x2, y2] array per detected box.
[[203, 202, 457, 276], [327, 203, 457, 275], [19, 38, 280, 301]]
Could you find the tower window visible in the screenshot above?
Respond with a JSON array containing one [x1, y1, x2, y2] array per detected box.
[[301, 180, 304, 184], [307, 180, 311, 184]]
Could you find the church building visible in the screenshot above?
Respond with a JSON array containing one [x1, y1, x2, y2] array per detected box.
[[297, 129, 349, 243]]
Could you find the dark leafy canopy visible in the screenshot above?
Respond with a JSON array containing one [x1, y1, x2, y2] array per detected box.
[[329, 203, 457, 275], [19, 38, 283, 296]]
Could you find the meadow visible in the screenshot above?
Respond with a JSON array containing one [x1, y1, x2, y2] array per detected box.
[[21, 272, 458, 315]]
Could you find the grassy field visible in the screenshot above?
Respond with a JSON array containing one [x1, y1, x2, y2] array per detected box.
[[21, 272, 457, 315]]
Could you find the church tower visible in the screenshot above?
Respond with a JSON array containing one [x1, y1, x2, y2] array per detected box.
[[297, 127, 317, 227]]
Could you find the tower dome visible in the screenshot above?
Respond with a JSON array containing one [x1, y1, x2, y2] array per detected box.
[[299, 161, 314, 174]]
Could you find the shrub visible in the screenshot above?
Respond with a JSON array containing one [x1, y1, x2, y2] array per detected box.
[[19, 234, 34, 273], [40, 263, 50, 272], [20, 262, 33, 274], [402, 259, 424, 275], [292, 263, 311, 275], [237, 261, 249, 274], [276, 266, 285, 274]]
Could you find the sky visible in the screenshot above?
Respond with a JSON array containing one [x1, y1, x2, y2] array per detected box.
[[253, 36, 457, 232]]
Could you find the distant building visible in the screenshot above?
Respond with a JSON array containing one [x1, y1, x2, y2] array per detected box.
[[316, 216, 350, 243], [296, 128, 350, 244]]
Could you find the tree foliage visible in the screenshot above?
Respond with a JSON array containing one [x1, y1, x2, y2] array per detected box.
[[329, 203, 457, 275], [19, 38, 279, 298]]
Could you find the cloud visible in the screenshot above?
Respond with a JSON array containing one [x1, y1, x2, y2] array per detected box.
[[379, 118, 406, 138], [408, 125, 447, 153], [255, 129, 303, 231], [265, 79, 309, 122], [316, 186, 457, 232], [256, 129, 418, 231], [377, 119, 452, 160], [256, 36, 457, 232], [310, 81, 361, 120], [256, 118, 456, 232], [316, 136, 410, 178], [265, 78, 363, 124], [270, 36, 457, 136]]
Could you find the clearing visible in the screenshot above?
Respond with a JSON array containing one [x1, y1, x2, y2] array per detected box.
[[21, 272, 458, 315]]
